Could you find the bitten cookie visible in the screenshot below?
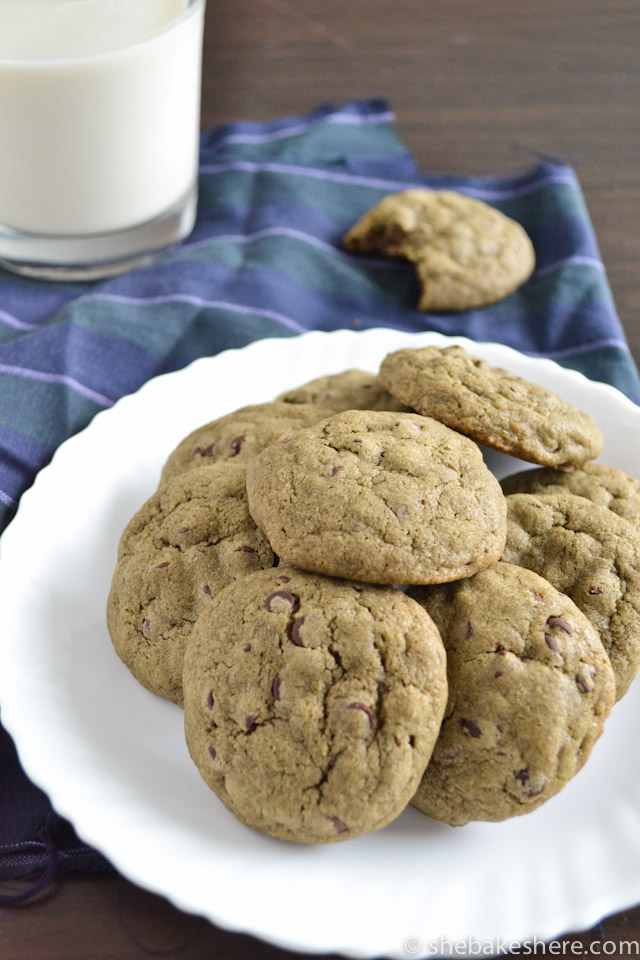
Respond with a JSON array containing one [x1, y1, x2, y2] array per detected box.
[[246, 410, 507, 585], [379, 344, 603, 469], [160, 402, 333, 486], [343, 189, 535, 311], [410, 562, 615, 825], [107, 463, 275, 705], [183, 567, 448, 843], [503, 492, 640, 700], [276, 369, 409, 413], [501, 462, 640, 530]]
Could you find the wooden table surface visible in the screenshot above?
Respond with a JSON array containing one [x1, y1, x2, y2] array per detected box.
[[3, 1, 640, 957]]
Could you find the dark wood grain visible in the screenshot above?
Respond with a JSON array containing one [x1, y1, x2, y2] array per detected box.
[[2, 1, 640, 957]]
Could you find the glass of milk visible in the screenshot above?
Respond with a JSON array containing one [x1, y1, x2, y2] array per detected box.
[[0, 0, 206, 280]]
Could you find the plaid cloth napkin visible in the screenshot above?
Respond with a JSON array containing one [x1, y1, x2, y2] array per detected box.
[[1, 98, 639, 896]]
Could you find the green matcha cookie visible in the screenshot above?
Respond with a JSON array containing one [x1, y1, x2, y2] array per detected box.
[[379, 344, 603, 469], [343, 189, 535, 311], [246, 410, 507, 585], [503, 492, 640, 700], [107, 463, 275, 705], [183, 567, 447, 843], [410, 562, 615, 825], [276, 369, 409, 413], [502, 462, 640, 530], [160, 401, 333, 486]]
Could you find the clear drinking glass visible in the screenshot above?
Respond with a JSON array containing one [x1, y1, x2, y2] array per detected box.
[[0, 0, 206, 281]]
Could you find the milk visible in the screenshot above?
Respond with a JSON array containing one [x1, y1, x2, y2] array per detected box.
[[0, 0, 204, 238]]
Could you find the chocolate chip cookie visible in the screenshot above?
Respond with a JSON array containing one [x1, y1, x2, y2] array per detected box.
[[379, 344, 603, 469], [343, 189, 535, 311], [410, 562, 615, 825], [502, 462, 640, 530], [107, 463, 275, 705], [160, 402, 333, 486], [503, 492, 640, 700], [276, 369, 409, 413], [183, 566, 448, 843], [246, 410, 507, 585]]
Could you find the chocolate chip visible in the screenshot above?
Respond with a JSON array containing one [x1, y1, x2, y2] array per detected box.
[[496, 647, 507, 656], [276, 575, 291, 584], [588, 585, 603, 595], [461, 719, 482, 738], [235, 545, 256, 553], [202, 584, 211, 596], [272, 675, 282, 701], [515, 768, 529, 785], [178, 526, 190, 534], [533, 592, 543, 601], [575, 674, 593, 694], [245, 715, 256, 732], [331, 465, 345, 476], [472, 359, 482, 367], [496, 724, 504, 734], [347, 702, 373, 721], [546, 616, 572, 634], [465, 620, 474, 639], [353, 438, 363, 444], [194, 443, 215, 457], [230, 434, 246, 455], [443, 583, 457, 604], [207, 745, 217, 761], [154, 562, 170, 570], [525, 780, 547, 798], [142, 619, 151, 637], [205, 690, 214, 709], [264, 590, 300, 612], [244, 644, 251, 652], [494, 671, 503, 678], [327, 816, 347, 833], [544, 633, 560, 653], [287, 616, 306, 646]]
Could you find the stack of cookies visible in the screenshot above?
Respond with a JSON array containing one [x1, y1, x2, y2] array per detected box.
[[107, 343, 640, 841]]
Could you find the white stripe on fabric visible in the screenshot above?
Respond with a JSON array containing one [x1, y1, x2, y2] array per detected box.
[[0, 309, 41, 332], [529, 338, 630, 359], [0, 487, 17, 507], [200, 160, 578, 200], [183, 227, 407, 270], [211, 111, 396, 147], [534, 256, 605, 279], [86, 293, 306, 334], [0, 363, 113, 407]]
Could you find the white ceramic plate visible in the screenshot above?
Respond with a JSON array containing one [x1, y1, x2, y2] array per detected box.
[[1, 329, 640, 959]]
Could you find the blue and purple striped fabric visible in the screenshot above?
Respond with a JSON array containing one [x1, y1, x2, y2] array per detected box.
[[1, 98, 639, 885]]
